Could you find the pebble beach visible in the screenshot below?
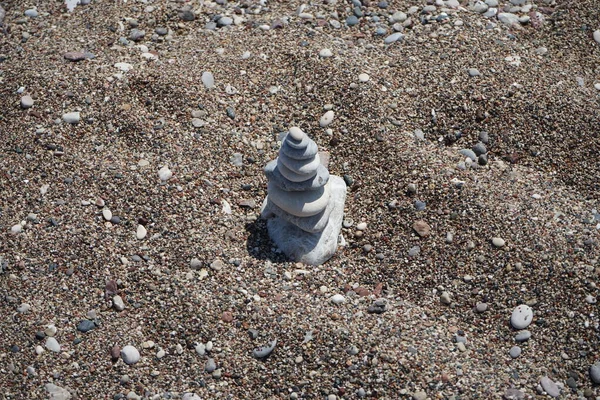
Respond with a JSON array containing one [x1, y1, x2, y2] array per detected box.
[[1, 0, 600, 398]]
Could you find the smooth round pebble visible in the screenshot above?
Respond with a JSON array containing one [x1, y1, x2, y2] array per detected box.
[[21, 95, 34, 109], [509, 346, 521, 358], [319, 48, 333, 58], [319, 110, 335, 127], [121, 345, 141, 365], [475, 303, 488, 313], [492, 237, 505, 247], [358, 73, 370, 82], [510, 304, 533, 329], [330, 294, 345, 304]]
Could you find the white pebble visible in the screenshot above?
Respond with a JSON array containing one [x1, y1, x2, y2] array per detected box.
[[358, 73, 370, 82], [10, 224, 22, 234], [62, 112, 80, 124], [319, 110, 335, 127], [113, 295, 125, 311], [45, 325, 57, 337], [492, 237, 505, 247], [158, 166, 172, 181], [330, 294, 345, 304], [510, 304, 533, 329], [20, 95, 34, 109], [114, 62, 134, 72], [102, 209, 112, 221], [45, 337, 61, 352], [319, 48, 333, 58], [35, 345, 44, 355], [136, 225, 147, 240], [202, 71, 215, 89], [121, 345, 141, 365], [594, 30, 600, 45]]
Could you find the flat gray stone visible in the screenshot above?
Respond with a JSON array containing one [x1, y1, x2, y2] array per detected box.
[[498, 13, 520, 26], [515, 330, 531, 342], [278, 151, 321, 175], [277, 158, 318, 182], [267, 180, 330, 217], [265, 176, 346, 265], [261, 192, 333, 233], [281, 138, 318, 160], [540, 376, 560, 397], [384, 32, 404, 44], [509, 346, 521, 358], [265, 160, 329, 191]]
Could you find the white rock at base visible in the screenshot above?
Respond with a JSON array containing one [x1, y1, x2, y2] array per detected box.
[[182, 394, 202, 400], [266, 176, 346, 266], [121, 345, 141, 365], [510, 304, 533, 329]]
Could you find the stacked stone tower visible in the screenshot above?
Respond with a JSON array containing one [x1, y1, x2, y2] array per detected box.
[[261, 127, 346, 265]]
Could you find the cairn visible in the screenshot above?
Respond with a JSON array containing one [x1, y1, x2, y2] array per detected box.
[[261, 127, 346, 265]]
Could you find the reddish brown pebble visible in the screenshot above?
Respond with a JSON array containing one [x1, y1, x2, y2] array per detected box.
[[110, 345, 120, 360], [221, 311, 233, 323], [354, 287, 370, 296], [412, 220, 431, 237]]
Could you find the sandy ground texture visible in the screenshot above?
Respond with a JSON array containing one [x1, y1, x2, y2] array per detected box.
[[1, 0, 600, 398]]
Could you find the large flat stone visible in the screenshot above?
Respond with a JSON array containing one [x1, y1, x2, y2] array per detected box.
[[265, 160, 329, 192], [265, 176, 346, 265], [278, 151, 320, 175], [277, 158, 318, 182], [268, 180, 330, 217], [261, 193, 333, 233], [281, 139, 318, 160]]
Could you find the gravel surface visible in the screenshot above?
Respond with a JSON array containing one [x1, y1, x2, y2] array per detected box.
[[1, 0, 599, 399]]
